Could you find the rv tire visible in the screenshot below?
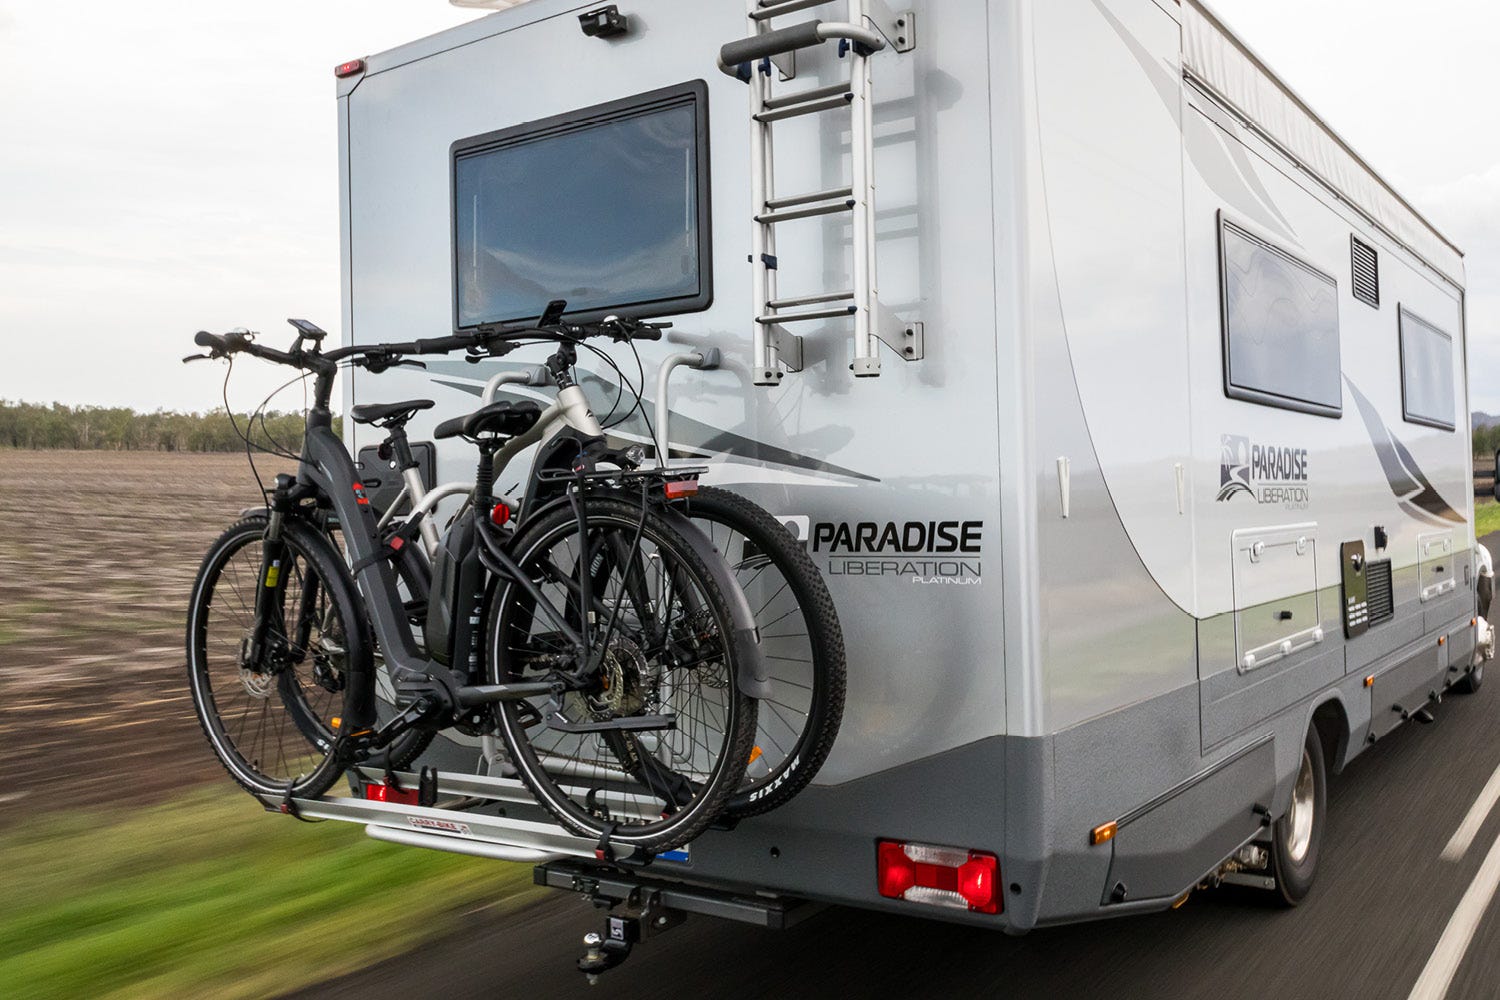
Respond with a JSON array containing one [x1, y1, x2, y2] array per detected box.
[[1271, 728, 1326, 906]]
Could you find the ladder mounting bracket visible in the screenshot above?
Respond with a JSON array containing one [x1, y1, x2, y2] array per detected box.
[[873, 301, 923, 362], [865, 2, 916, 53], [770, 324, 805, 374], [770, 50, 797, 81]]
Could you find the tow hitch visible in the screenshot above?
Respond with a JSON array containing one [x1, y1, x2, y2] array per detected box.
[[578, 892, 686, 984], [538, 860, 816, 984]]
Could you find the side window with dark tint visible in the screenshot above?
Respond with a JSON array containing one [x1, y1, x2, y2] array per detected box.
[[1219, 215, 1342, 417], [1399, 307, 1455, 431]]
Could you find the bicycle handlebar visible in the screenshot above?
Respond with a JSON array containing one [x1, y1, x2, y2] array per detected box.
[[187, 314, 669, 375]]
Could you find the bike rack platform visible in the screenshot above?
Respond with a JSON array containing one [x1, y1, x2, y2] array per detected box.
[[259, 765, 656, 864]]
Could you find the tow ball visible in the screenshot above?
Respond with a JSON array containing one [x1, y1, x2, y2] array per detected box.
[[577, 891, 686, 984]]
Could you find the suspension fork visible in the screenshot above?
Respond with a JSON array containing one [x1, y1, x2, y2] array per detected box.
[[247, 474, 297, 669]]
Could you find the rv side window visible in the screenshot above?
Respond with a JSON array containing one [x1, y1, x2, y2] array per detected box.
[[452, 81, 712, 329], [1218, 217, 1342, 417], [1399, 307, 1455, 431]]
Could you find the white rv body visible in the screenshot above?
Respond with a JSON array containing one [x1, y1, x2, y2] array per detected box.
[[337, 0, 1480, 928]]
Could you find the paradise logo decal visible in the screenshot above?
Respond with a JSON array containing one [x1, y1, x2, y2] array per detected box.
[[811, 520, 983, 585], [1218, 434, 1310, 510]]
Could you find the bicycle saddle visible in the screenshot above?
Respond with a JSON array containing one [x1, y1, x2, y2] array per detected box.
[[434, 400, 543, 441], [349, 399, 434, 428]]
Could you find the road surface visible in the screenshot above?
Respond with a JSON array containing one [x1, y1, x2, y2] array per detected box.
[[296, 541, 1500, 1000]]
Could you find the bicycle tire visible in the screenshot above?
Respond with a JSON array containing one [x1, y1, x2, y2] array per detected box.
[[489, 496, 757, 854], [679, 486, 846, 818], [186, 516, 363, 800]]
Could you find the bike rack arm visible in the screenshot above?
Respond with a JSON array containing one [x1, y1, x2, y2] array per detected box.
[[482, 365, 552, 405], [655, 349, 719, 465], [717, 20, 886, 76]]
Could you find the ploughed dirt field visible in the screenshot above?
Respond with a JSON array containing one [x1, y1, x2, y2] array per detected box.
[[0, 450, 292, 826]]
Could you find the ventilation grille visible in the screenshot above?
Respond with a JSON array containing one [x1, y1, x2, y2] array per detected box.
[[1352, 237, 1380, 308], [1366, 558, 1394, 625]]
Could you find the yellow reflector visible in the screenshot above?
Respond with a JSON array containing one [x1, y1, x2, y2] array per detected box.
[[1090, 821, 1118, 846], [331, 716, 342, 730], [748, 745, 763, 765]]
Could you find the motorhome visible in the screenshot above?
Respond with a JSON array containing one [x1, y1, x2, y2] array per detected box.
[[308, 0, 1493, 958]]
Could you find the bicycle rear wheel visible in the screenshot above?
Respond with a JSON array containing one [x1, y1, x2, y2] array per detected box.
[[678, 486, 846, 817], [186, 516, 362, 799], [489, 496, 757, 854]]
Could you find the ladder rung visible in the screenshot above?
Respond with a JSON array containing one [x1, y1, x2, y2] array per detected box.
[[756, 199, 856, 225], [755, 93, 852, 123], [767, 290, 855, 309], [758, 305, 858, 324], [752, 0, 837, 22], [762, 81, 853, 111], [766, 186, 853, 211]]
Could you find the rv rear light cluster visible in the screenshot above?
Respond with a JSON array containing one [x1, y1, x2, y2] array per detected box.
[[365, 780, 420, 806], [876, 840, 1000, 915], [334, 59, 365, 79]]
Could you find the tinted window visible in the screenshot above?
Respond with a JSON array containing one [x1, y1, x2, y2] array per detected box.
[[1400, 308, 1455, 431], [453, 83, 710, 328], [1220, 218, 1342, 417]]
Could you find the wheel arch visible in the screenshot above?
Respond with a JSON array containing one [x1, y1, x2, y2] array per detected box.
[[1308, 695, 1351, 776]]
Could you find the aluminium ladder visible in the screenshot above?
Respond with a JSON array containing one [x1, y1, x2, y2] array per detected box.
[[717, 0, 921, 385]]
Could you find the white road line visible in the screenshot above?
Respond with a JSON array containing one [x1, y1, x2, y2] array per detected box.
[[1443, 761, 1500, 862], [1408, 830, 1500, 1000]]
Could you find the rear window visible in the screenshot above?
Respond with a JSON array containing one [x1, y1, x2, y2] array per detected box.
[[452, 81, 712, 329]]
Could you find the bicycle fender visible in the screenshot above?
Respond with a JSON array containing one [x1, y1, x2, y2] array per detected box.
[[656, 505, 772, 701]]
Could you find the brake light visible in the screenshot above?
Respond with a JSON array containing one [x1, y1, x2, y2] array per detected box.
[[664, 479, 699, 500], [877, 840, 1001, 914], [365, 780, 419, 806], [335, 58, 365, 78]]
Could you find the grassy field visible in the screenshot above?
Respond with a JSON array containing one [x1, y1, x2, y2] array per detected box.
[[1, 789, 536, 1000], [0, 451, 540, 999], [1476, 498, 1500, 539]]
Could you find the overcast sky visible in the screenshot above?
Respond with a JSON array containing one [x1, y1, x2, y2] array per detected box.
[[3, 0, 1498, 413]]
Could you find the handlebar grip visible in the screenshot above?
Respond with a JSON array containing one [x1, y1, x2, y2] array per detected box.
[[194, 330, 225, 350], [720, 20, 825, 68], [631, 326, 664, 342]]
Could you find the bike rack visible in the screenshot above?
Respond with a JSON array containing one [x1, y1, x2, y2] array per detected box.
[[654, 349, 720, 464], [261, 764, 661, 865]]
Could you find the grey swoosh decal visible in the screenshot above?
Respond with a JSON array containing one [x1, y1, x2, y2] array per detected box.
[[424, 363, 879, 484], [1089, 0, 1299, 244], [1346, 377, 1466, 527]]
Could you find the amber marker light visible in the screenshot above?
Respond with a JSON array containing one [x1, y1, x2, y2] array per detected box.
[[1090, 821, 1118, 846]]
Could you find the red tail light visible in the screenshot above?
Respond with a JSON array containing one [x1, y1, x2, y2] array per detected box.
[[664, 479, 699, 500], [877, 840, 1001, 914], [365, 780, 419, 806], [335, 59, 365, 79]]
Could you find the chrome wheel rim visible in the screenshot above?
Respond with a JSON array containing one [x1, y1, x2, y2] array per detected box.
[[1286, 748, 1316, 863]]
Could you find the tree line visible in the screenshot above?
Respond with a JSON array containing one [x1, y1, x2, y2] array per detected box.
[[0, 400, 339, 453], [1474, 423, 1500, 463]]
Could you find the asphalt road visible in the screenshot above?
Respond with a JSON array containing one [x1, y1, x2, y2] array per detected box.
[[296, 541, 1500, 1000]]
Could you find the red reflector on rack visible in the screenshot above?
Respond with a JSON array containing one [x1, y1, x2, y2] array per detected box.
[[365, 780, 419, 806], [335, 59, 365, 78], [491, 503, 511, 527], [877, 840, 1000, 914], [664, 479, 699, 500]]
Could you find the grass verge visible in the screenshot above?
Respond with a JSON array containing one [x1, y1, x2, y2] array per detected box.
[[1, 787, 541, 1000], [1477, 499, 1500, 540]]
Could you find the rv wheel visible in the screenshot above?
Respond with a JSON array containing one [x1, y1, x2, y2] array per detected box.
[[1271, 729, 1326, 906], [1454, 662, 1484, 695]]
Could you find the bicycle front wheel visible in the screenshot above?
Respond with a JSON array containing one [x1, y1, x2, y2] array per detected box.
[[186, 516, 363, 800], [489, 496, 757, 854]]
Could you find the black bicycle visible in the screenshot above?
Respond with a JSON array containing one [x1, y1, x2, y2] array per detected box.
[[183, 319, 762, 853]]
